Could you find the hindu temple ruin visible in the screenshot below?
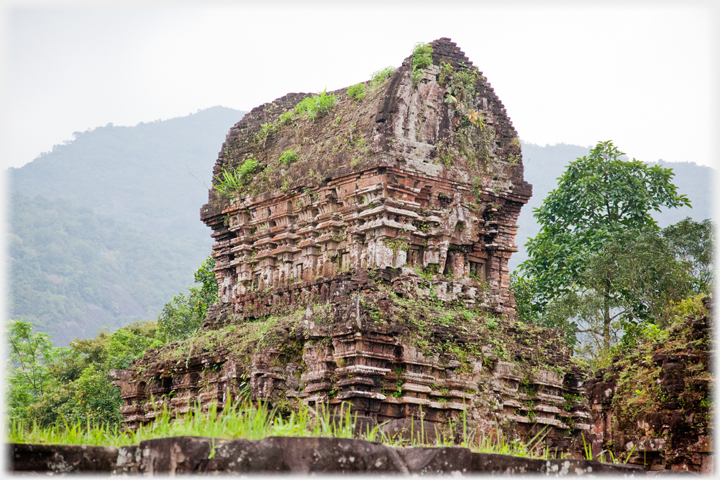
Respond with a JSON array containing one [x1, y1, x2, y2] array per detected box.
[[109, 38, 713, 471]]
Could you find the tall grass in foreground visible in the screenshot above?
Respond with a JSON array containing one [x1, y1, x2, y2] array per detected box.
[[8, 400, 357, 448], [7, 399, 559, 460]]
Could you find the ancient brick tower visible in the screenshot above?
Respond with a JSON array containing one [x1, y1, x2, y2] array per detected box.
[[116, 38, 592, 450], [203, 38, 529, 320]]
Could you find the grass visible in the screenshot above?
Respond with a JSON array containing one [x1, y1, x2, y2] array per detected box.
[[8, 399, 356, 448], [8, 398, 567, 461], [214, 157, 260, 198], [472, 426, 554, 459]]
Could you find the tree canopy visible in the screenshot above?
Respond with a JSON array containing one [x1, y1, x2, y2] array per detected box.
[[514, 141, 707, 356], [521, 140, 690, 308]]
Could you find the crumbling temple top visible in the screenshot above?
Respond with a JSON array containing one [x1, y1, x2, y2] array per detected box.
[[200, 37, 532, 325]]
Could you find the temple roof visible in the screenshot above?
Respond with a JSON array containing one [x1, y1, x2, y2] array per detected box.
[[207, 37, 530, 210]]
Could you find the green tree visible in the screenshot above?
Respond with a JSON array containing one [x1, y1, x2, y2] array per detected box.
[[532, 228, 692, 357], [7, 319, 158, 428], [7, 256, 214, 429], [517, 141, 691, 350], [157, 256, 217, 343], [662, 217, 714, 294], [6, 320, 58, 418]]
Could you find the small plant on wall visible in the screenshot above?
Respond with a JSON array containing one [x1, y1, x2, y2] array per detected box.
[[279, 149, 298, 166], [346, 83, 366, 100], [214, 156, 260, 198], [411, 42, 433, 87]]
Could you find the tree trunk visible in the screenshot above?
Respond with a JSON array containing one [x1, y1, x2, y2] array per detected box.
[[603, 279, 611, 351]]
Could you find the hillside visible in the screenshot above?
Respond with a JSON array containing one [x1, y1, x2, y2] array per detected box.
[[512, 142, 715, 270], [9, 193, 194, 345], [8, 107, 245, 345], [9, 106, 245, 239]]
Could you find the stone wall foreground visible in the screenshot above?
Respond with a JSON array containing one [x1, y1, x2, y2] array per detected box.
[[10, 436, 645, 475]]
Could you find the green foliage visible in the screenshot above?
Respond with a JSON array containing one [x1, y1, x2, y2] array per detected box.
[[443, 66, 483, 130], [279, 149, 299, 166], [521, 141, 690, 302], [6, 318, 158, 428], [8, 193, 202, 346], [293, 90, 337, 120], [370, 67, 395, 86], [512, 143, 714, 271], [438, 62, 453, 85], [411, 42, 433, 86], [516, 141, 692, 353], [346, 83, 367, 100], [7, 320, 56, 420], [214, 157, 261, 198], [157, 256, 218, 343], [662, 217, 714, 294], [383, 238, 409, 255], [412, 42, 433, 70], [257, 123, 277, 146], [277, 110, 294, 126], [6, 256, 215, 429], [9, 399, 357, 447], [587, 229, 692, 326], [275, 90, 338, 126], [8, 107, 243, 345], [9, 397, 560, 459], [670, 293, 708, 317]]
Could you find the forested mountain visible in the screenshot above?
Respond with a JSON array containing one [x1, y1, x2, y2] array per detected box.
[[8, 107, 245, 345], [512, 142, 715, 270], [10, 106, 244, 239], [9, 193, 194, 345]]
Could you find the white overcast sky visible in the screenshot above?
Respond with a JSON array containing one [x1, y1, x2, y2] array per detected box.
[[1, 1, 718, 170]]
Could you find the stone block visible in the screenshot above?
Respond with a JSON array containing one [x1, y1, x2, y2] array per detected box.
[[11, 443, 118, 473]]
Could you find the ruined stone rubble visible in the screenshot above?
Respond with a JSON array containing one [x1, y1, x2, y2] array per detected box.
[[585, 297, 714, 473]]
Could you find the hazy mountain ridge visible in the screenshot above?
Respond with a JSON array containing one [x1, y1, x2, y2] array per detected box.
[[8, 106, 246, 345], [10, 106, 244, 238]]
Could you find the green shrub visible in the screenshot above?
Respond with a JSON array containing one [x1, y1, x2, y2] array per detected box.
[[279, 149, 298, 166], [157, 256, 218, 343], [370, 67, 395, 86], [277, 110, 294, 126], [239, 158, 259, 178], [7, 318, 159, 429], [411, 42, 433, 86], [257, 123, 276, 145], [346, 83, 366, 100], [294, 90, 337, 120]]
